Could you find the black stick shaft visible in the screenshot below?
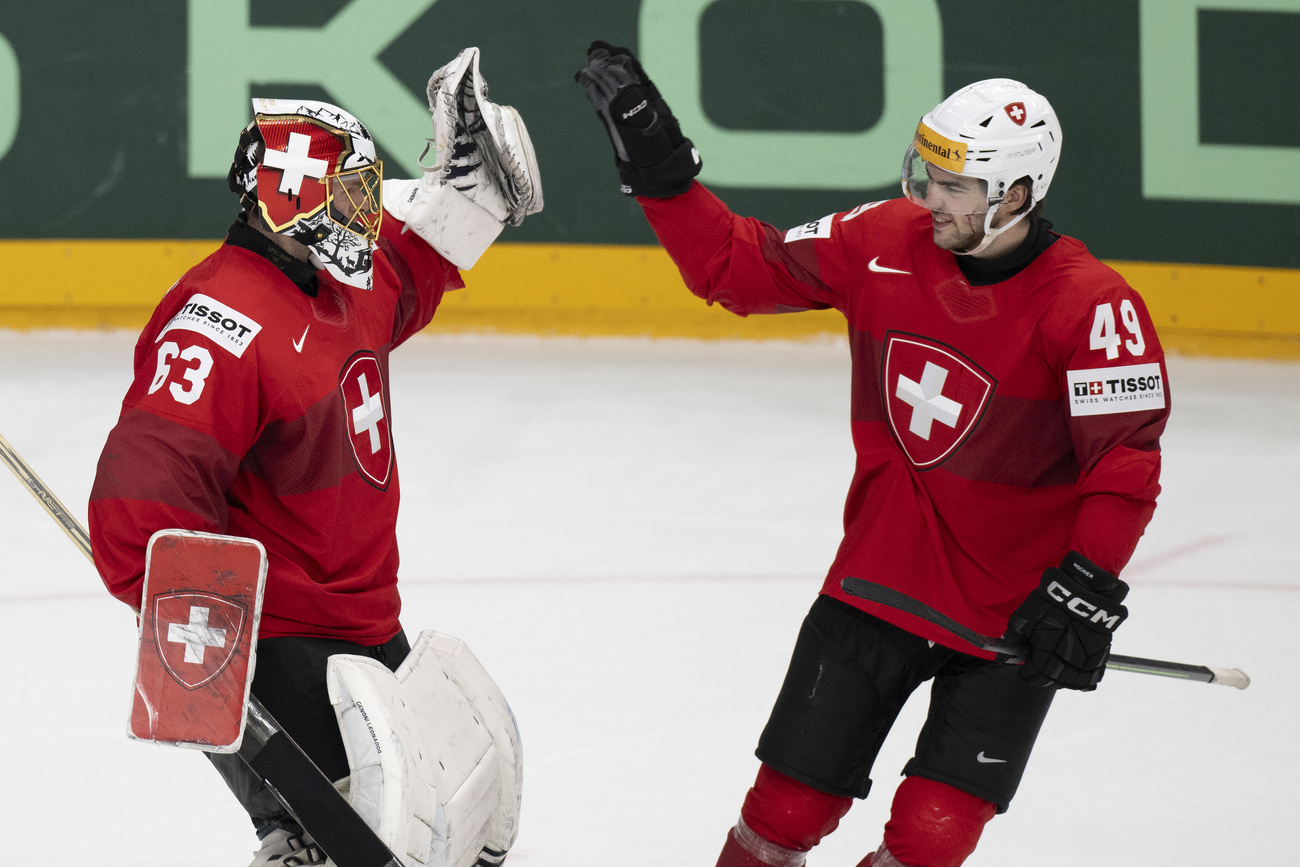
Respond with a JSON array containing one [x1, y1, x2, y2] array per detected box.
[[840, 576, 1249, 688], [241, 702, 403, 867]]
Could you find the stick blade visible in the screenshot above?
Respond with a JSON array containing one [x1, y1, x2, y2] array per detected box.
[[1209, 667, 1252, 690], [129, 530, 267, 752]]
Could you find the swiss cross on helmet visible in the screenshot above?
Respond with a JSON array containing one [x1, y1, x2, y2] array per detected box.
[[901, 79, 1061, 255], [227, 98, 384, 290]]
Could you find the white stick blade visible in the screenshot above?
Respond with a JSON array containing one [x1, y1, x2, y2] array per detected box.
[[1208, 667, 1251, 690]]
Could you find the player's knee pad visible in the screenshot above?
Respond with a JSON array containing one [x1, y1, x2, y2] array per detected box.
[[739, 764, 853, 853], [880, 776, 996, 867]]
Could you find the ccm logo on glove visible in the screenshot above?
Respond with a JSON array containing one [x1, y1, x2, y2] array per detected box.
[[1045, 581, 1123, 630]]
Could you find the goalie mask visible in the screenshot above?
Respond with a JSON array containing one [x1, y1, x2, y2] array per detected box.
[[228, 98, 383, 289], [901, 79, 1061, 255]]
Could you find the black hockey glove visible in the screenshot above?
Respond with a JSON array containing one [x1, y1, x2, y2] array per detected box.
[[574, 41, 702, 198], [1006, 551, 1129, 691]]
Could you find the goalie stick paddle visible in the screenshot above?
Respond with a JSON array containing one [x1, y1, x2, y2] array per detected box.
[[840, 576, 1251, 689], [0, 431, 404, 867]]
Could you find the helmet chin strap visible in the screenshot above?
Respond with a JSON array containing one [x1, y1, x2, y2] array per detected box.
[[954, 203, 1029, 257]]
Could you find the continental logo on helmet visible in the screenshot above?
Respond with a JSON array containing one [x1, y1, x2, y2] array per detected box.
[[913, 122, 967, 174]]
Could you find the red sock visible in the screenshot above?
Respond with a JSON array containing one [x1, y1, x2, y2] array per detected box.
[[741, 764, 854, 851], [716, 765, 855, 867], [879, 776, 996, 867]]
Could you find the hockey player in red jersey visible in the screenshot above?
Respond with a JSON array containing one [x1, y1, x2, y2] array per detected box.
[[90, 58, 540, 867], [578, 44, 1167, 867]]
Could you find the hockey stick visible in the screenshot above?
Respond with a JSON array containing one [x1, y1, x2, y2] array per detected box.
[[0, 433, 92, 558], [0, 431, 403, 867], [840, 576, 1251, 689]]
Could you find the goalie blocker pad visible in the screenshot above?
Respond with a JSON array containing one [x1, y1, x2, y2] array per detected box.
[[328, 630, 523, 867], [129, 530, 267, 752]]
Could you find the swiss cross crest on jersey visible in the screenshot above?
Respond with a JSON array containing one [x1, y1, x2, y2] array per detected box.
[[340, 351, 393, 489], [882, 333, 995, 469]]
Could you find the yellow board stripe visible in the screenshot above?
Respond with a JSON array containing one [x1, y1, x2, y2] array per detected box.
[[1, 240, 1297, 358]]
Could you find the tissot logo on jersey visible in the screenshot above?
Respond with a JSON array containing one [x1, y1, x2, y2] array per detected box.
[[883, 333, 995, 469], [157, 294, 263, 358], [1066, 363, 1166, 417], [784, 214, 834, 243]]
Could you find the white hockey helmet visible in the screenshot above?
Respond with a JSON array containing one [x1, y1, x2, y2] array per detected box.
[[228, 98, 384, 289], [901, 79, 1061, 253]]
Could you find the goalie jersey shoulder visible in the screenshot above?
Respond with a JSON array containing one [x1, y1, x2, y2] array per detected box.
[[131, 246, 323, 420]]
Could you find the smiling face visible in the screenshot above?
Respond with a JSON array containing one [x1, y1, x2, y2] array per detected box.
[[916, 164, 993, 252], [901, 148, 1030, 257]]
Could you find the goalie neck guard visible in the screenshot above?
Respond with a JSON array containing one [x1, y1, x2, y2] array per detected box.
[[901, 78, 1061, 255], [228, 98, 384, 290]]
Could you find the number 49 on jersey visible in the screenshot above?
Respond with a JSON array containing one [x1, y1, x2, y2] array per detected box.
[[1090, 300, 1146, 360]]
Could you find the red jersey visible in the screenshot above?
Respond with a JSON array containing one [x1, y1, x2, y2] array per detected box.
[[89, 216, 462, 644], [641, 184, 1167, 653]]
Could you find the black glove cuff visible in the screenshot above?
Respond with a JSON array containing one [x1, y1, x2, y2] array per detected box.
[[1060, 551, 1128, 602], [617, 139, 701, 198]]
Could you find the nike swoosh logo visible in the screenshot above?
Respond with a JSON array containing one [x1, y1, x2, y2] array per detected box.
[[868, 256, 911, 275], [293, 325, 310, 353], [976, 751, 1007, 764]]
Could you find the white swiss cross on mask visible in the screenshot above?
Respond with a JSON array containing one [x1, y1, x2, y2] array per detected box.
[[262, 131, 329, 195]]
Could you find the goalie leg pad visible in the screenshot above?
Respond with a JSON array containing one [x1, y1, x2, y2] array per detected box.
[[327, 630, 522, 867]]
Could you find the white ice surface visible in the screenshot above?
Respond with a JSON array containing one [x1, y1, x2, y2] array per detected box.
[[0, 331, 1295, 865]]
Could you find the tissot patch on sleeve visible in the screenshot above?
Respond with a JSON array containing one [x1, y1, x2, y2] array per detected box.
[[784, 214, 835, 243], [157, 294, 263, 358], [1066, 363, 1166, 416]]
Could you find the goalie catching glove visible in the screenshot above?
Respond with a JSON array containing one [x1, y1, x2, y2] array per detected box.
[[1007, 551, 1129, 691], [386, 47, 543, 269], [574, 41, 702, 198]]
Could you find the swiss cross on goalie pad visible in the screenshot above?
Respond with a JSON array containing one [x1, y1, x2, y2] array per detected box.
[[129, 530, 267, 752]]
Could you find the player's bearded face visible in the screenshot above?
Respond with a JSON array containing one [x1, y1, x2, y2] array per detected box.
[[918, 166, 993, 253], [929, 210, 988, 253]]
